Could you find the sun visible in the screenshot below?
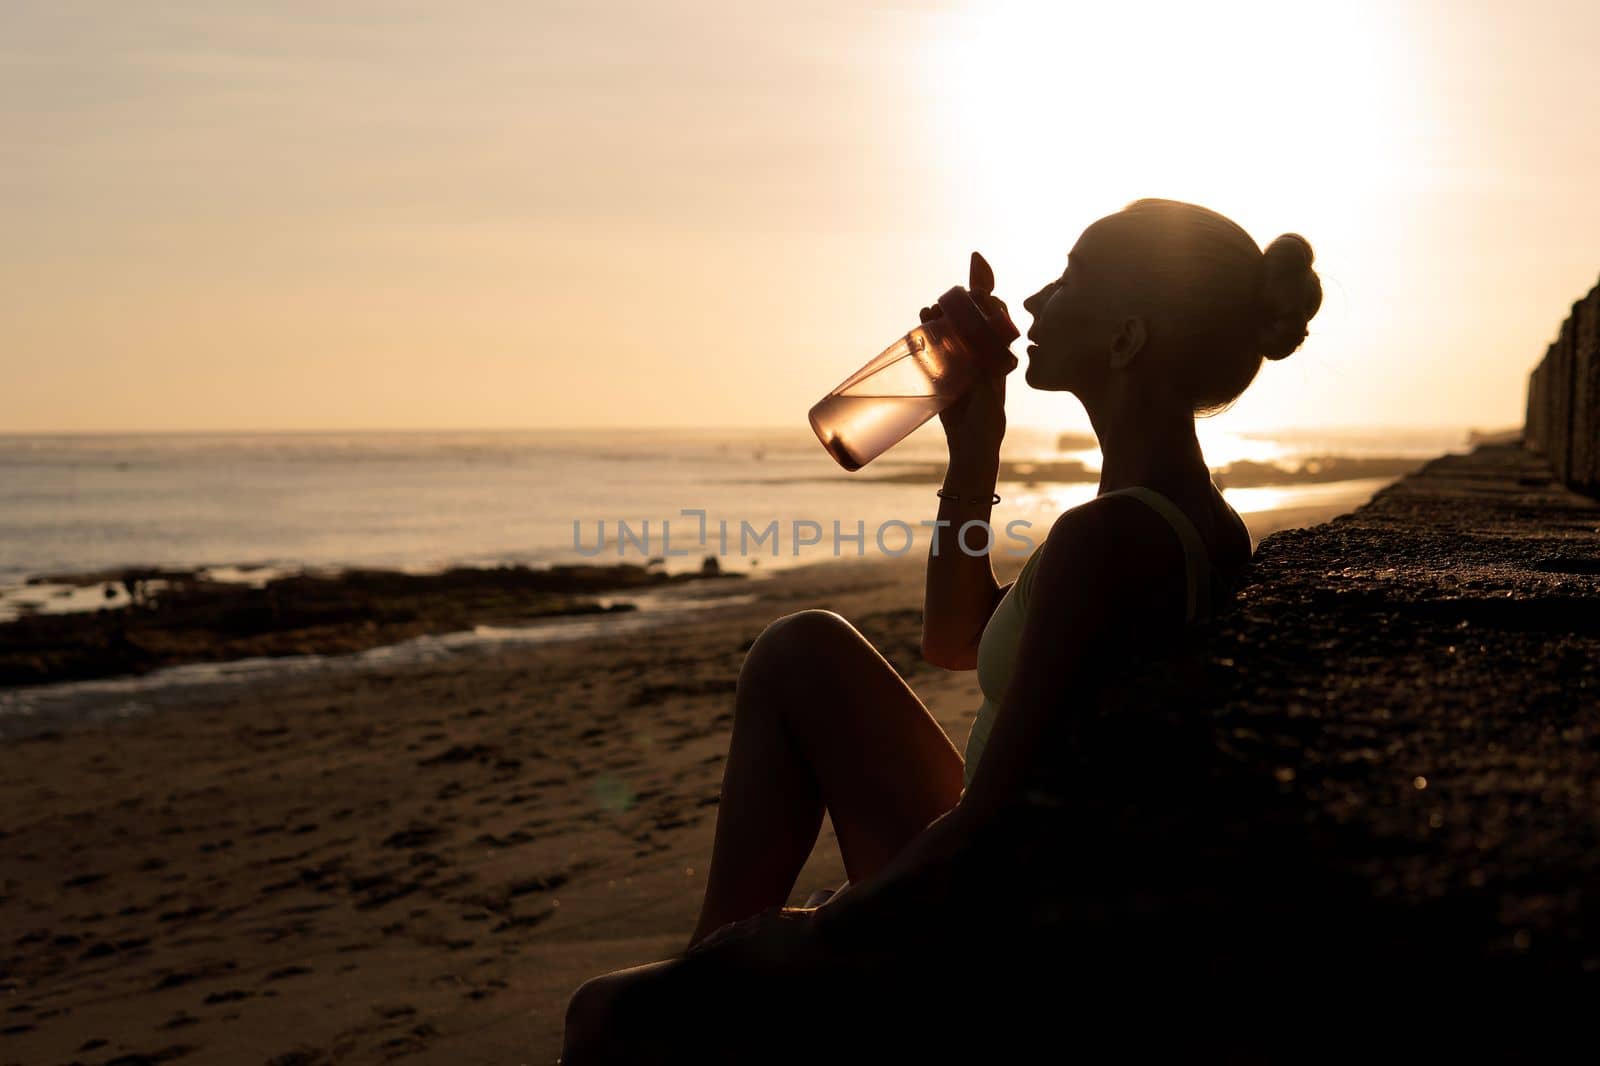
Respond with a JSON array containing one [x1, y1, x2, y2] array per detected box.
[[926, 0, 1408, 234], [916, 0, 1413, 429]]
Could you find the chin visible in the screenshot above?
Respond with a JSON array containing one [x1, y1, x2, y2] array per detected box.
[[1024, 364, 1066, 392]]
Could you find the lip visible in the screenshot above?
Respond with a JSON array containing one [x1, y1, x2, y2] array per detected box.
[[1026, 344, 1040, 355]]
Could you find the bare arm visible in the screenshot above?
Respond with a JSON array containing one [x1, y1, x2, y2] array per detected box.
[[920, 449, 1009, 670], [917, 292, 1017, 670]]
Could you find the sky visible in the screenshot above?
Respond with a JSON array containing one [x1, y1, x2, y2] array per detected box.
[[3, 0, 1598, 435]]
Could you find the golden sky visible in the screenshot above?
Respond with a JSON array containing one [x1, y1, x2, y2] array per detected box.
[[3, 0, 1597, 434]]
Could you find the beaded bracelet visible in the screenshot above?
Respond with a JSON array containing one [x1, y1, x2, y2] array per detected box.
[[936, 489, 1001, 505]]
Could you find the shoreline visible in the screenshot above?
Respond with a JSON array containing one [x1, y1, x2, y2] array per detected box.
[[0, 560, 747, 690], [0, 486, 1374, 735]]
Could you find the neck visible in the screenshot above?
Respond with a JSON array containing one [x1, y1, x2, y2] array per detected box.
[[1082, 379, 1210, 497]]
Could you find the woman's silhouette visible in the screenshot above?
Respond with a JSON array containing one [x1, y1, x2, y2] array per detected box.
[[562, 198, 1323, 1062]]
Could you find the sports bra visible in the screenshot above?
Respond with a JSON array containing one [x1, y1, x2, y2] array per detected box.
[[960, 485, 1225, 789]]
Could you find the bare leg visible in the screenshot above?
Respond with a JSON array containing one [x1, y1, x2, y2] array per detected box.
[[563, 609, 964, 1063], [686, 609, 965, 948]]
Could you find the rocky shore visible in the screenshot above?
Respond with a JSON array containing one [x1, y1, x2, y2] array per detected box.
[[1136, 438, 1599, 981], [946, 438, 1599, 1053], [0, 562, 743, 688]]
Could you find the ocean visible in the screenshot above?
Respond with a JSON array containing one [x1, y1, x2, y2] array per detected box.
[[0, 422, 1479, 620]]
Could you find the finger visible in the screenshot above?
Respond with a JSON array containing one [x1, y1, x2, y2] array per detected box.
[[970, 251, 995, 295], [981, 355, 1017, 378]]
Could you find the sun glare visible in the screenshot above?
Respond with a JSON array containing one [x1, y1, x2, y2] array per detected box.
[[920, 0, 1415, 429], [928, 0, 1407, 249]]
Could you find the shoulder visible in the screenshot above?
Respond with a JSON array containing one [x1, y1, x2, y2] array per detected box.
[[1026, 493, 1190, 622], [1038, 491, 1184, 562], [1015, 498, 1117, 592]]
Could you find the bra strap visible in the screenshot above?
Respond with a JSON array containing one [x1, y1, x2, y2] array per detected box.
[[1099, 487, 1214, 621]]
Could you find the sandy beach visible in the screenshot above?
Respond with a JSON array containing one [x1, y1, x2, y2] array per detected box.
[[0, 490, 1418, 1064], [0, 552, 992, 1064]]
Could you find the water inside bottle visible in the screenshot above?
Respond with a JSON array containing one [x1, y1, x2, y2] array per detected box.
[[809, 393, 946, 471], [809, 323, 971, 470]]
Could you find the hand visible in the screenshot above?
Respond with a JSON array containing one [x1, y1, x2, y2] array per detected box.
[[923, 298, 1016, 463]]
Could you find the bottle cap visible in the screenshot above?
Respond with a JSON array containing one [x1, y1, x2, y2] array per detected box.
[[936, 286, 1020, 372]]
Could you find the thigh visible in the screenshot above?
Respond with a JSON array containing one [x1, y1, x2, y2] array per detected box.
[[743, 609, 965, 882]]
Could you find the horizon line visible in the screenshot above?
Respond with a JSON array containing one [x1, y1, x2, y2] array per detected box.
[[0, 420, 1511, 439]]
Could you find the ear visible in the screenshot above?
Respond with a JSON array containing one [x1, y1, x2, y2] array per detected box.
[[1108, 317, 1146, 370]]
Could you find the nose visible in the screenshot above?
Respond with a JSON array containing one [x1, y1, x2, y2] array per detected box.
[[1022, 281, 1055, 318]]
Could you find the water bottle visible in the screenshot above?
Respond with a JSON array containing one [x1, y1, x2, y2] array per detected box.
[[808, 252, 1020, 471]]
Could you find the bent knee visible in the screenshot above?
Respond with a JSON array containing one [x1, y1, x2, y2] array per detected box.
[[759, 608, 859, 648], [741, 609, 860, 676]]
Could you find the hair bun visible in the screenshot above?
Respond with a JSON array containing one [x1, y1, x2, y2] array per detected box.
[[1256, 233, 1323, 361]]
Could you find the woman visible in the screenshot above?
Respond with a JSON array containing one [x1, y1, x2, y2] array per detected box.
[[562, 198, 1323, 1062]]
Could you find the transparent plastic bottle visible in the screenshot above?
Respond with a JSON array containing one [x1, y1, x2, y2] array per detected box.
[[809, 253, 1019, 471]]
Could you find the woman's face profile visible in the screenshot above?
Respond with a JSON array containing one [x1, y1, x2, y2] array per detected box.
[[1022, 241, 1103, 393]]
